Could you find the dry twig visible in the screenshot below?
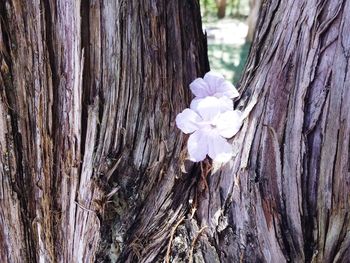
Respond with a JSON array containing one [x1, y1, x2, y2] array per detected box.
[[165, 216, 186, 263], [188, 226, 208, 263]]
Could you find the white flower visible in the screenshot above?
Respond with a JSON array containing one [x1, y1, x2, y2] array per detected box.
[[190, 71, 239, 100], [176, 96, 242, 163], [176, 71, 242, 163]]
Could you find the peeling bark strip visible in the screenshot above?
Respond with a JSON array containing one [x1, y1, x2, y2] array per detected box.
[[0, 0, 208, 262], [1, 0, 350, 263]]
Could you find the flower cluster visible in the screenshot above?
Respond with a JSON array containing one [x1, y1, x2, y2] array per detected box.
[[176, 71, 242, 163]]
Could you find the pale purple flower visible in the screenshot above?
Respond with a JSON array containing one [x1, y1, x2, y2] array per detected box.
[[190, 71, 239, 100], [176, 96, 242, 163]]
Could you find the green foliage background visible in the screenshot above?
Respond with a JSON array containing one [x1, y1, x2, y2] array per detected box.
[[200, 0, 250, 22], [200, 0, 251, 85]]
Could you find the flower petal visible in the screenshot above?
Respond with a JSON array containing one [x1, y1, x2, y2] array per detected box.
[[175, 108, 201, 134], [207, 132, 232, 163], [191, 97, 232, 115], [215, 110, 243, 138], [189, 97, 200, 111], [190, 78, 210, 98], [215, 81, 239, 99], [203, 71, 225, 94], [191, 96, 221, 121], [217, 96, 233, 112], [188, 130, 208, 162]]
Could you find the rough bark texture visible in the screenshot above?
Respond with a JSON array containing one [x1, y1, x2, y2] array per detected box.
[[0, 0, 208, 262], [1, 0, 350, 263], [191, 0, 350, 262]]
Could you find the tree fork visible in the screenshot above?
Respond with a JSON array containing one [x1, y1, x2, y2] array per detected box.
[[1, 0, 350, 263]]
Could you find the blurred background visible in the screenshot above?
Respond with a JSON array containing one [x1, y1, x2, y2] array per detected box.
[[200, 0, 260, 85]]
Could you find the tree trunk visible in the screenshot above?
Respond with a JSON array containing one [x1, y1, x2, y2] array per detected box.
[[246, 0, 262, 42], [216, 0, 227, 19], [193, 0, 350, 262], [0, 1, 208, 262], [1, 0, 350, 263]]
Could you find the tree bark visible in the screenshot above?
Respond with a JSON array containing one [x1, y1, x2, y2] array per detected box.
[[1, 0, 350, 263], [0, 0, 208, 262], [192, 0, 350, 262]]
